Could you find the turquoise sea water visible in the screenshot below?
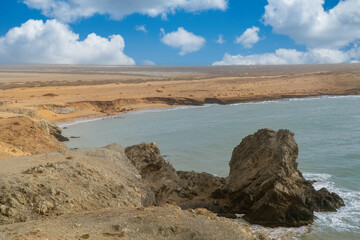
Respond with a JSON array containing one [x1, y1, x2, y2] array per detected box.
[[61, 96, 360, 240]]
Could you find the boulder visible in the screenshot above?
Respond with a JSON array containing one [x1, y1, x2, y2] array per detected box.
[[225, 129, 344, 226]]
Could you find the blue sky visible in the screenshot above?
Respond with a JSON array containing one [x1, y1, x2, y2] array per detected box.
[[0, 0, 359, 65]]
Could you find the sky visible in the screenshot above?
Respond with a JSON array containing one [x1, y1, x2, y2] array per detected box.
[[0, 0, 359, 65]]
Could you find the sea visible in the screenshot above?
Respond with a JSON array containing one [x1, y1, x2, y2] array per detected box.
[[60, 95, 360, 240]]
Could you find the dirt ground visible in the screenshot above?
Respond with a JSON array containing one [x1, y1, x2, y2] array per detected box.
[[1, 64, 359, 123]]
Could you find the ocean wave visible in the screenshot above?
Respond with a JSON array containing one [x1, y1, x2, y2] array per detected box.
[[237, 172, 360, 239], [235, 218, 309, 240], [304, 172, 360, 235]]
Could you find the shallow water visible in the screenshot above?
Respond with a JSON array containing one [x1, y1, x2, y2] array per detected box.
[[62, 96, 360, 239]]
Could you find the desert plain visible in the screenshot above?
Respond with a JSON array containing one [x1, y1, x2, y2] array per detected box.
[[1, 64, 359, 123]]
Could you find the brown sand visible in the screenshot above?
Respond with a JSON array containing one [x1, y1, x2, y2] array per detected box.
[[0, 64, 359, 123]]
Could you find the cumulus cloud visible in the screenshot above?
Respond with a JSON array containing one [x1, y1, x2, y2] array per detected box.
[[216, 34, 225, 44], [214, 0, 360, 65], [213, 48, 358, 65], [263, 0, 360, 49], [135, 25, 147, 33], [235, 26, 260, 48], [0, 19, 135, 65], [23, 0, 228, 22], [160, 27, 206, 56]]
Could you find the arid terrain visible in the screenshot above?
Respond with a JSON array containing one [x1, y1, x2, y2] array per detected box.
[[1, 64, 359, 123], [0, 65, 357, 239]]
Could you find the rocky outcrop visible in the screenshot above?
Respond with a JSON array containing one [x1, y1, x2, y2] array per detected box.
[[124, 143, 225, 210], [224, 129, 344, 226], [0, 147, 156, 225], [36, 119, 69, 142], [124, 129, 344, 227]]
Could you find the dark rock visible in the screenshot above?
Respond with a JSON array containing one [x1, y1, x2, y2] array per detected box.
[[125, 143, 224, 210], [225, 129, 344, 227], [124, 129, 344, 227]]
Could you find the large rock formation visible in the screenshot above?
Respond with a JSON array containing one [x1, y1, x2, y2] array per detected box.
[[124, 129, 344, 227], [225, 129, 344, 226]]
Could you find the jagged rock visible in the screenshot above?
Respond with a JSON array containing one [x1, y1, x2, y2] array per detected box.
[[37, 119, 69, 142], [124, 129, 344, 227], [124, 143, 225, 210], [124, 143, 182, 203], [225, 129, 344, 227]]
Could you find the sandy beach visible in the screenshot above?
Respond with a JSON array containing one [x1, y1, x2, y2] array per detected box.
[[0, 64, 359, 123]]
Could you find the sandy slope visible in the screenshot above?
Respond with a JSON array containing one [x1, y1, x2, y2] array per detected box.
[[0, 116, 66, 160]]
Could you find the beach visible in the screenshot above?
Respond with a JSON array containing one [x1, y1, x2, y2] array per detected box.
[[1, 64, 360, 123]]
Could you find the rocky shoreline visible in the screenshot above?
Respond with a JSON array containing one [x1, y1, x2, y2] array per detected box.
[[123, 129, 344, 227], [0, 108, 345, 239]]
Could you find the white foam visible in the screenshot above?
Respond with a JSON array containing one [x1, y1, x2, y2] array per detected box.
[[304, 172, 360, 234], [235, 218, 309, 239], [235, 172, 360, 239]]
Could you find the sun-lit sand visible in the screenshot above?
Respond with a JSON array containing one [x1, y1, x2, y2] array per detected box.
[[1, 64, 359, 123]]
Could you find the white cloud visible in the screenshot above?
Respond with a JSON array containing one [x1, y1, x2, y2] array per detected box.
[[23, 0, 228, 23], [213, 48, 358, 65], [143, 60, 156, 65], [135, 25, 147, 33], [263, 0, 360, 49], [235, 26, 260, 48], [214, 0, 360, 65], [0, 19, 135, 65], [216, 34, 225, 44], [160, 27, 206, 56]]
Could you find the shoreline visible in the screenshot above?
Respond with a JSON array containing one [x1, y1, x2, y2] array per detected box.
[[1, 64, 360, 124], [56, 93, 360, 126]]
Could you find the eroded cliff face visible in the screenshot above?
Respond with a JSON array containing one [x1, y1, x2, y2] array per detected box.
[[0, 116, 67, 160], [124, 129, 344, 227]]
